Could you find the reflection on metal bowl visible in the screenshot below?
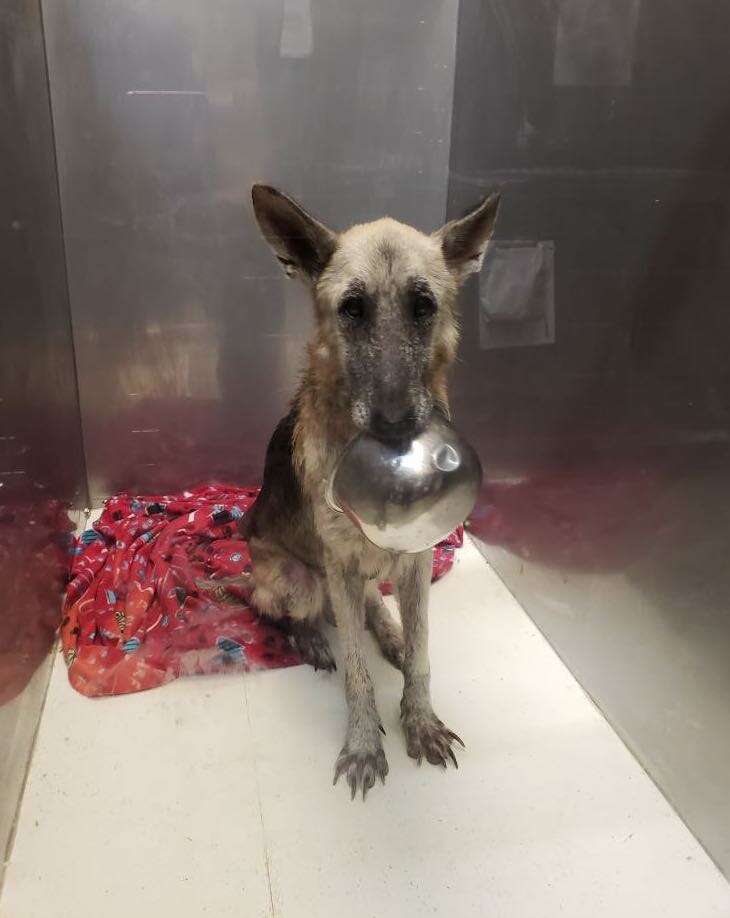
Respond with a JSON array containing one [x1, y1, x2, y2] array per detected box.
[[326, 414, 482, 553]]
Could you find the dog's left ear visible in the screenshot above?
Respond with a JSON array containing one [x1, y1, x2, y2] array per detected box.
[[434, 192, 501, 283], [252, 184, 337, 284]]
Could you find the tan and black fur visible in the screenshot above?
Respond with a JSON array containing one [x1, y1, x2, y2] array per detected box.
[[240, 184, 500, 799]]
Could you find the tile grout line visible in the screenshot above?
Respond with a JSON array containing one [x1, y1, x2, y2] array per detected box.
[[242, 674, 277, 918]]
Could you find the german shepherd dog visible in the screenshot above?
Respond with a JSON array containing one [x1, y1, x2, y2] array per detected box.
[[243, 184, 500, 799]]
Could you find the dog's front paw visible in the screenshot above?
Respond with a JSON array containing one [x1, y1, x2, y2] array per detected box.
[[333, 735, 388, 800], [401, 704, 464, 769]]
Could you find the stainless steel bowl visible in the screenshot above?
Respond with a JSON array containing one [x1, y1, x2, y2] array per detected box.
[[325, 413, 482, 553]]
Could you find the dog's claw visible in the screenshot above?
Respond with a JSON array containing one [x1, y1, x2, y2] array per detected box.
[[403, 710, 463, 771], [333, 756, 349, 786], [333, 743, 388, 800], [447, 730, 465, 749], [379, 723, 386, 735], [362, 765, 376, 800]]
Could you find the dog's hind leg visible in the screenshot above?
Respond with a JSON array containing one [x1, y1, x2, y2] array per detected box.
[[279, 617, 336, 672], [365, 584, 404, 671], [197, 562, 336, 671], [246, 538, 337, 673]]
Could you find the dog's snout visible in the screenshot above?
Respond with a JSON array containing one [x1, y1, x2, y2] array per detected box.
[[370, 405, 417, 441], [379, 399, 411, 425]]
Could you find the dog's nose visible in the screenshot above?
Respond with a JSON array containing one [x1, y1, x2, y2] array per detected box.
[[370, 407, 417, 441]]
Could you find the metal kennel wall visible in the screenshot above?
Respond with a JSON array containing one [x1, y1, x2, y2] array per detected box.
[[447, 0, 730, 878], [0, 0, 86, 873], [40, 0, 461, 504]]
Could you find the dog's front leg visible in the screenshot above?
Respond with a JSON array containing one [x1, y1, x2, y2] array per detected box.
[[397, 549, 464, 768], [326, 555, 388, 799]]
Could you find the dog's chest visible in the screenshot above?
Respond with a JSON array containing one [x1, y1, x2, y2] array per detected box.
[[315, 503, 398, 581]]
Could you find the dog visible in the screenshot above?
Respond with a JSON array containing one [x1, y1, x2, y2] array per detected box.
[[241, 184, 500, 799]]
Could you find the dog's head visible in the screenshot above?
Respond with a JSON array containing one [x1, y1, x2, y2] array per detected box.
[[252, 185, 500, 441]]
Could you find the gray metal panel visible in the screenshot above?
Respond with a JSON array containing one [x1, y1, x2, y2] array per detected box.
[[449, 0, 730, 877], [0, 0, 86, 505], [0, 0, 85, 878], [41, 0, 459, 504]]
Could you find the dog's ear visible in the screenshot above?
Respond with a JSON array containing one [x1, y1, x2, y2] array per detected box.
[[434, 192, 501, 283], [252, 184, 337, 283]]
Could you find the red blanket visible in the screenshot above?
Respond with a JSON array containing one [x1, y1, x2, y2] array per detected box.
[[62, 485, 462, 697]]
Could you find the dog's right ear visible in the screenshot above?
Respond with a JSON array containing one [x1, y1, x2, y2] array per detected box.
[[434, 191, 501, 283], [251, 184, 337, 283]]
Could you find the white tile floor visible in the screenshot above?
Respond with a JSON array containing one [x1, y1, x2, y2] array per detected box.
[[2, 538, 729, 917]]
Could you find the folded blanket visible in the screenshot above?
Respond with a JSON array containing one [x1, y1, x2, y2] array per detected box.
[[62, 484, 462, 697]]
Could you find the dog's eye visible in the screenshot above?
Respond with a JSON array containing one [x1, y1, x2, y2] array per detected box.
[[339, 294, 366, 321], [412, 292, 436, 321]]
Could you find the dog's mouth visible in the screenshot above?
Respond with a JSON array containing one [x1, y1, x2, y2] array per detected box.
[[367, 411, 421, 443]]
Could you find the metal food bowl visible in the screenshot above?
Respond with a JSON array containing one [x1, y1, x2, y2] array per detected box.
[[325, 413, 482, 553]]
